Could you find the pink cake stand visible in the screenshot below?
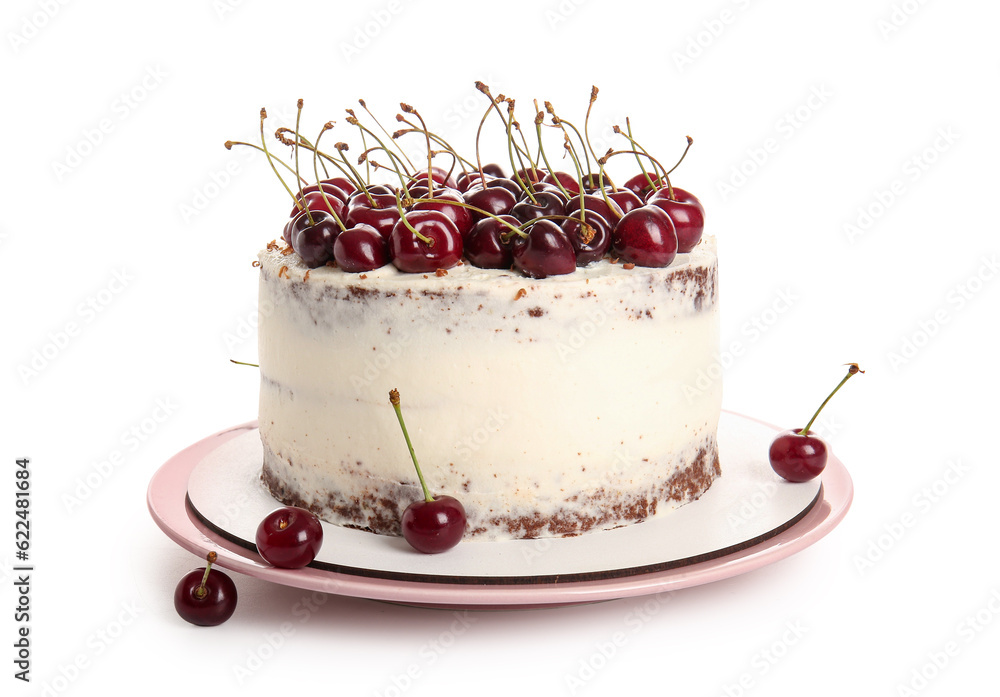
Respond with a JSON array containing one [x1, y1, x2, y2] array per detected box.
[[147, 413, 852, 609]]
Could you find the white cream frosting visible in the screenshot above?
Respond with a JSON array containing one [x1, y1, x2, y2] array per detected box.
[[257, 237, 722, 539]]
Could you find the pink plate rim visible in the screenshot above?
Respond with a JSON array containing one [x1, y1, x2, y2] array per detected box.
[[146, 412, 853, 609]]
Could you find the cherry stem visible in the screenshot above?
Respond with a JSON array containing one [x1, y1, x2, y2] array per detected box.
[[195, 551, 218, 600], [394, 193, 433, 245], [313, 125, 347, 232], [622, 120, 673, 199], [799, 364, 865, 435], [401, 103, 434, 199], [583, 86, 601, 170], [259, 109, 313, 225], [230, 359, 259, 367], [293, 99, 304, 202], [394, 128, 475, 173], [331, 143, 375, 206], [359, 98, 417, 172], [533, 110, 571, 199], [224, 141, 308, 184], [348, 114, 413, 178], [389, 389, 434, 503], [504, 100, 538, 204], [667, 136, 694, 176]]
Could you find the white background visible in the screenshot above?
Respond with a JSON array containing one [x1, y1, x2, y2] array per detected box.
[[2, 0, 998, 694]]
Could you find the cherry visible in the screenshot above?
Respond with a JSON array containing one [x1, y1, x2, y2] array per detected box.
[[412, 190, 474, 237], [465, 214, 517, 268], [333, 223, 388, 272], [769, 364, 865, 482], [565, 193, 623, 225], [290, 191, 346, 221], [653, 186, 704, 216], [562, 210, 612, 265], [298, 181, 349, 204], [513, 166, 545, 185], [484, 177, 523, 199], [482, 162, 506, 178], [346, 196, 401, 240], [319, 176, 357, 198], [291, 211, 340, 268], [623, 171, 668, 198], [389, 388, 466, 553], [463, 184, 517, 222], [511, 189, 568, 224], [255, 506, 324, 569], [607, 188, 644, 216], [512, 220, 576, 278], [408, 166, 458, 191], [542, 171, 581, 195], [611, 205, 678, 267], [389, 209, 463, 273], [646, 190, 705, 253], [174, 551, 237, 627]]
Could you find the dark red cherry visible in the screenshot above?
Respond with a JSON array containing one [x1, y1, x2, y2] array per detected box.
[[511, 190, 568, 224], [647, 186, 705, 216], [542, 171, 581, 195], [388, 388, 467, 554], [298, 181, 348, 203], [408, 166, 458, 191], [320, 176, 357, 198], [290, 191, 346, 221], [174, 552, 237, 627], [513, 166, 546, 185], [465, 215, 517, 268], [402, 495, 467, 554], [562, 210, 612, 265], [769, 363, 864, 483], [482, 162, 506, 178], [565, 193, 623, 226], [463, 185, 517, 222], [346, 198, 401, 240], [512, 220, 576, 278], [456, 171, 489, 192], [486, 177, 524, 199], [333, 224, 388, 272], [390, 210, 463, 272], [646, 190, 705, 252], [255, 506, 324, 569], [290, 211, 339, 268], [611, 205, 678, 268], [623, 172, 667, 198], [413, 189, 473, 237], [768, 430, 828, 483], [581, 172, 612, 192], [607, 188, 644, 216]]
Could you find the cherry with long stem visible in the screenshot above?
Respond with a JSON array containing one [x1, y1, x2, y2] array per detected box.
[[389, 389, 466, 554], [769, 363, 865, 483]]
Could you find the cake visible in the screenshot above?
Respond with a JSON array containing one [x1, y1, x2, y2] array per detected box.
[[256, 236, 721, 540]]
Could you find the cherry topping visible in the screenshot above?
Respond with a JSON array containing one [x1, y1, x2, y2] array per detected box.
[[512, 220, 576, 278], [465, 215, 518, 268], [562, 210, 612, 265], [255, 506, 324, 569], [463, 185, 517, 222], [333, 224, 388, 272], [389, 388, 466, 553], [647, 188, 705, 252], [389, 210, 463, 273], [290, 211, 340, 268], [412, 190, 474, 238], [769, 363, 864, 482], [611, 205, 678, 268], [174, 551, 238, 626]]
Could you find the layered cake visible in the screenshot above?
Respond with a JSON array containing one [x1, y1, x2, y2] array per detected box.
[[257, 237, 721, 540]]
